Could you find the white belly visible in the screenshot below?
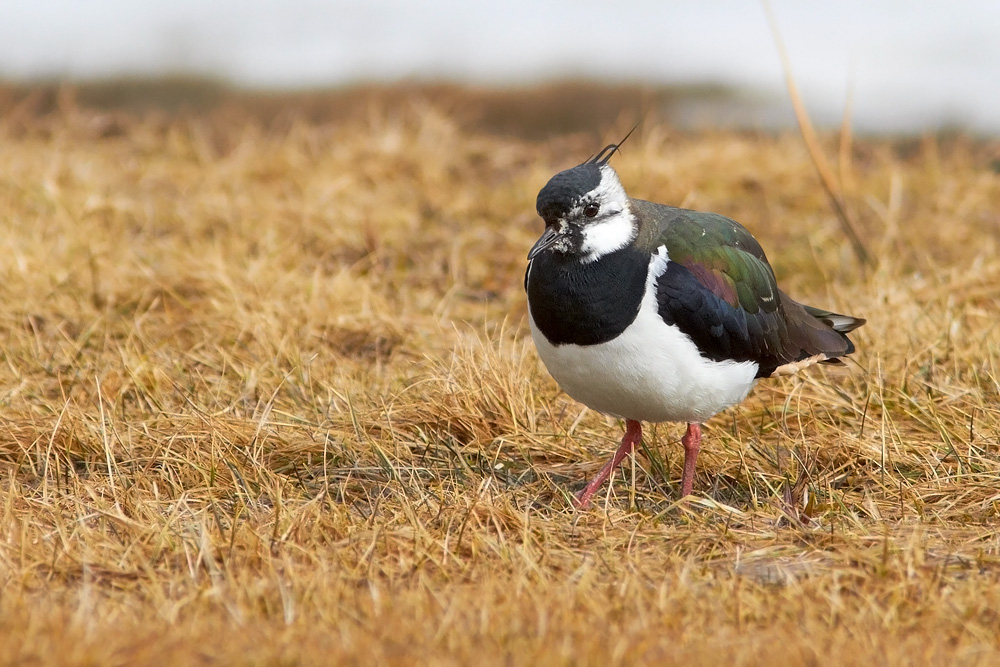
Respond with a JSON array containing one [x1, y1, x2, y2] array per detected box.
[[529, 253, 759, 424]]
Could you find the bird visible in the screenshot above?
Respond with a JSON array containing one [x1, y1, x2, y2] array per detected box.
[[524, 138, 865, 508]]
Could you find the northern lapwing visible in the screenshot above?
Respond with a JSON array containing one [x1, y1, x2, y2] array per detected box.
[[525, 141, 865, 508]]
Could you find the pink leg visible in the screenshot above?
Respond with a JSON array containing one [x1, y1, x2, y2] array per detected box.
[[575, 420, 643, 508], [680, 423, 702, 497]]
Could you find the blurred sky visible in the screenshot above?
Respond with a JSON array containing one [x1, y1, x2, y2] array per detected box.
[[3, 1, 999, 133]]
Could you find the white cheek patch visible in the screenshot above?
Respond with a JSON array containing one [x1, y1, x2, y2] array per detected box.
[[579, 211, 636, 262]]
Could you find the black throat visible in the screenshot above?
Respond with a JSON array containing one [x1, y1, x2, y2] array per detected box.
[[526, 245, 650, 346]]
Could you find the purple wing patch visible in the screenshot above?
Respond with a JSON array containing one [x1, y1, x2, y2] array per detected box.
[[684, 263, 739, 307]]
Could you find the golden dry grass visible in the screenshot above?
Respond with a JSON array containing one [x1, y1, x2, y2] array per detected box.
[[2, 85, 1000, 666]]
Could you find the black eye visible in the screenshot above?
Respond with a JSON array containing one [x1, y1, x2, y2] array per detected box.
[[583, 202, 600, 218]]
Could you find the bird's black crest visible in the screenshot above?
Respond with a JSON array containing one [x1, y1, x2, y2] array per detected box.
[[535, 124, 639, 222], [585, 123, 638, 166], [535, 164, 602, 222]]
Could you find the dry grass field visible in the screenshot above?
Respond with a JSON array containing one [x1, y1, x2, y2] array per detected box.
[[2, 84, 1000, 665]]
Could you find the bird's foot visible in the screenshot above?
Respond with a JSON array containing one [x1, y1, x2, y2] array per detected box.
[[680, 422, 702, 497], [575, 419, 643, 508]]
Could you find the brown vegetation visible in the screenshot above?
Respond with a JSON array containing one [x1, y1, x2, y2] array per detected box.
[[1, 84, 1000, 665]]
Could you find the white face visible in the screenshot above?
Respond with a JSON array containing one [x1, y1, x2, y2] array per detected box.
[[576, 165, 637, 262]]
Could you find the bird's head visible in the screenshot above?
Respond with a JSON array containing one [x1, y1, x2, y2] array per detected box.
[[530, 141, 638, 263]]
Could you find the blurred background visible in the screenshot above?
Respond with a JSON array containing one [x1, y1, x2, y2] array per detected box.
[[2, 0, 999, 135]]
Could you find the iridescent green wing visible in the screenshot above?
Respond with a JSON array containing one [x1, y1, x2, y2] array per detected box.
[[640, 203, 792, 374]]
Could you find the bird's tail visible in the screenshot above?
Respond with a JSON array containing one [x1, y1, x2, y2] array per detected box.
[[800, 305, 866, 358], [803, 305, 866, 334]]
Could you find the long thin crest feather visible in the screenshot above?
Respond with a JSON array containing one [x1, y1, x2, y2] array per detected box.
[[584, 122, 640, 166]]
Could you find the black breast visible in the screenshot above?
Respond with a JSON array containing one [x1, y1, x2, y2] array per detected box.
[[526, 247, 650, 346]]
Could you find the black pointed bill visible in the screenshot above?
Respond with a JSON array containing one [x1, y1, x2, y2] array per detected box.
[[528, 227, 560, 260]]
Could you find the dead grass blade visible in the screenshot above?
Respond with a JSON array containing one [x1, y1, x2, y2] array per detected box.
[[763, 1, 873, 268]]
